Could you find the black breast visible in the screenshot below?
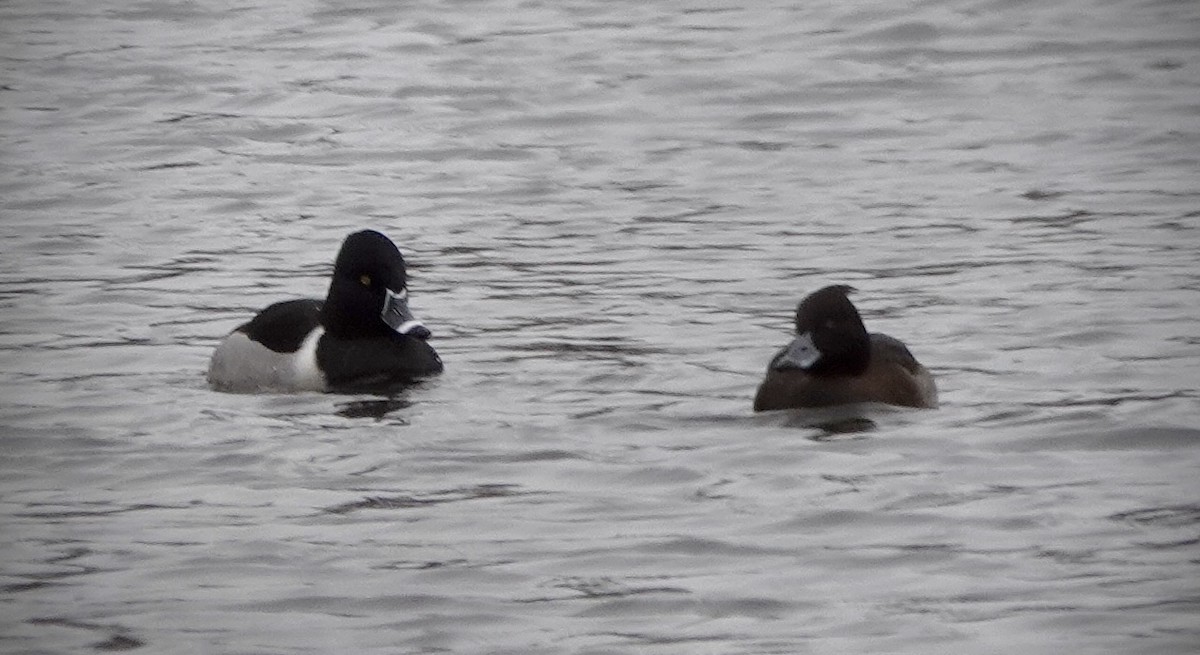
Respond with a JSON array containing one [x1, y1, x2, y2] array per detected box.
[[316, 334, 443, 392]]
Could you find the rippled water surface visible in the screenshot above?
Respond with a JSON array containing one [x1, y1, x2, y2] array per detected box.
[[3, 0, 1199, 652]]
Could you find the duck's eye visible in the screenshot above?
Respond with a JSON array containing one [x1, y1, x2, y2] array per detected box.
[[360, 274, 371, 286]]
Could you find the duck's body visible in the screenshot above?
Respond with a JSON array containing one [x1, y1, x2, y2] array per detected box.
[[208, 230, 442, 394], [753, 285, 936, 411]]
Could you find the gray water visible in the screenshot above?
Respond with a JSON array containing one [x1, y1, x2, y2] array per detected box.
[[2, 0, 1199, 653]]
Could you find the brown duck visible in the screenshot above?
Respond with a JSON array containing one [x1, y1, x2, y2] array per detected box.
[[753, 285, 937, 411]]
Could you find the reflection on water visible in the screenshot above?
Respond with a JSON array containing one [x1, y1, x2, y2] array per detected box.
[[333, 397, 414, 421], [2, 0, 1199, 652]]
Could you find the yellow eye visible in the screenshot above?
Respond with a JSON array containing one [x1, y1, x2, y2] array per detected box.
[[360, 274, 371, 286]]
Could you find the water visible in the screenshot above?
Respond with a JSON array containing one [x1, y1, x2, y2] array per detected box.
[[2, 0, 1199, 652]]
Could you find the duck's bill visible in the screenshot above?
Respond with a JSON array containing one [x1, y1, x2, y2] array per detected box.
[[772, 332, 820, 371], [381, 288, 432, 339]]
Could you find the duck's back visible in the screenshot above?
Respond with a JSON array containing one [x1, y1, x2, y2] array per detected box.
[[867, 333, 937, 407]]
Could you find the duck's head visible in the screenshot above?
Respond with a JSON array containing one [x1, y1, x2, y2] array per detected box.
[[771, 285, 870, 376], [322, 230, 432, 340]]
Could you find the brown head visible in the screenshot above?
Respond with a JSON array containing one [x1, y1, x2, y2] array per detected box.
[[772, 285, 871, 377]]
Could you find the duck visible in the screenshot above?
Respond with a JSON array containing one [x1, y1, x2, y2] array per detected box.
[[208, 230, 443, 393], [753, 285, 936, 411]]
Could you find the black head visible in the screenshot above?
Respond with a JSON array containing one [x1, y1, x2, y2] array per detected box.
[[772, 285, 871, 376], [320, 230, 431, 340]]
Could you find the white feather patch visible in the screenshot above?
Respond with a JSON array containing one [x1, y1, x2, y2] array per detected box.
[[290, 326, 327, 391]]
